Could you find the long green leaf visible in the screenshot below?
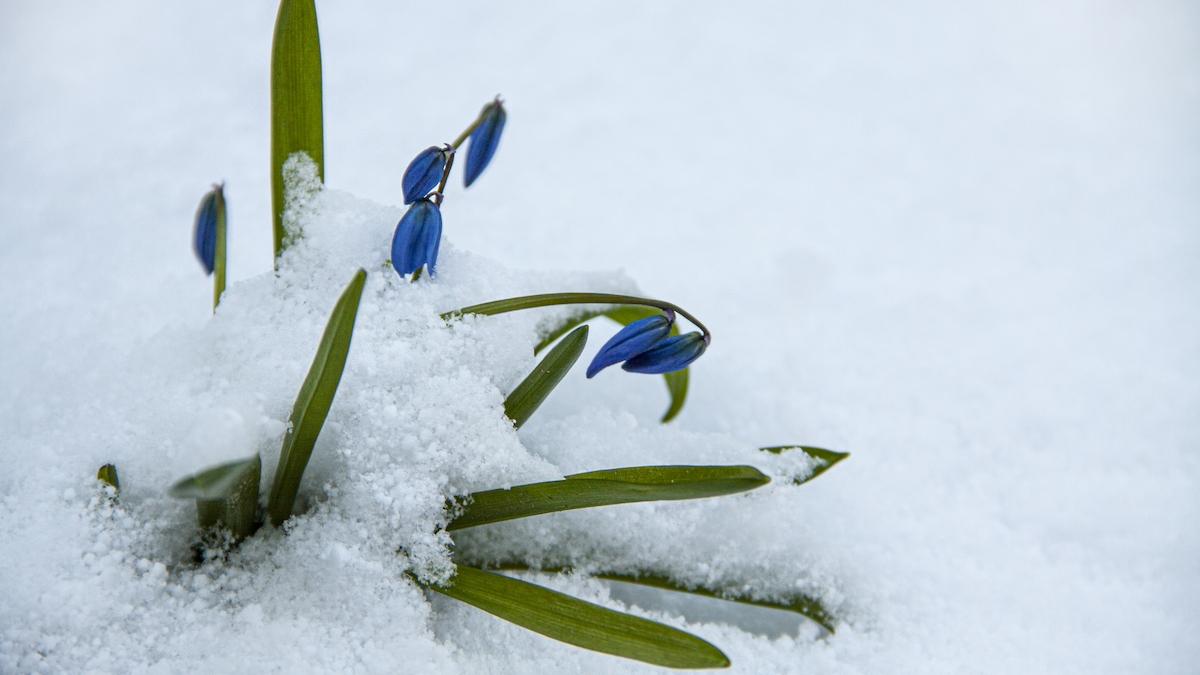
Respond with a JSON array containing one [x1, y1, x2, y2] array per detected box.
[[268, 269, 366, 526], [504, 325, 588, 429], [271, 0, 324, 259], [430, 565, 730, 669], [448, 465, 769, 530], [534, 305, 690, 423], [169, 454, 262, 541], [212, 184, 227, 310], [760, 445, 849, 484], [484, 562, 835, 633]]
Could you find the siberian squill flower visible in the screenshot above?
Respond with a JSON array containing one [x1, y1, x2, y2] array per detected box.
[[401, 145, 448, 204], [464, 98, 506, 187], [586, 312, 675, 377], [391, 198, 443, 277]]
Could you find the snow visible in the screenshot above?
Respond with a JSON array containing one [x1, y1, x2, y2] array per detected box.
[[2, 0, 1198, 673]]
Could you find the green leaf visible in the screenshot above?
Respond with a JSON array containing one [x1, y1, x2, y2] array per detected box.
[[533, 305, 690, 423], [169, 455, 262, 541], [660, 369, 689, 423], [483, 562, 836, 633], [505, 325, 588, 429], [212, 184, 227, 310], [448, 465, 769, 530], [268, 269, 366, 526], [760, 445, 849, 484], [96, 464, 120, 493], [429, 565, 729, 669], [271, 0, 324, 260]]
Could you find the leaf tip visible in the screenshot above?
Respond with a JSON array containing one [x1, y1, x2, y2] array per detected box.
[[97, 464, 120, 492]]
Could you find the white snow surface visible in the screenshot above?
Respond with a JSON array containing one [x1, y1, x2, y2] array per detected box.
[[1, 1, 1198, 673]]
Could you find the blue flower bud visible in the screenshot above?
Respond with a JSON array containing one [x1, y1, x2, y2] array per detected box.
[[621, 331, 708, 375], [402, 146, 448, 204], [193, 186, 220, 274], [586, 312, 674, 378], [464, 99, 506, 188], [391, 198, 443, 277]]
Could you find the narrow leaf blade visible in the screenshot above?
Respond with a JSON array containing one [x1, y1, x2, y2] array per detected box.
[[268, 269, 366, 526], [430, 566, 729, 669], [484, 563, 836, 633], [760, 445, 849, 484], [505, 325, 588, 429], [271, 0, 324, 259], [596, 571, 835, 633], [448, 465, 769, 530]]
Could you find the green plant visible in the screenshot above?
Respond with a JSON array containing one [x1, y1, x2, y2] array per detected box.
[[96, 1, 848, 668]]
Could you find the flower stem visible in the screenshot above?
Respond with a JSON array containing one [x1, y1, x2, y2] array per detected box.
[[450, 101, 495, 150], [432, 144, 455, 208], [431, 99, 498, 206], [441, 292, 712, 341]]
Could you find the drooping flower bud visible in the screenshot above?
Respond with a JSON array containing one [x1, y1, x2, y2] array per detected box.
[[621, 332, 708, 375], [391, 198, 443, 277], [401, 145, 448, 204], [586, 312, 674, 378], [464, 98, 506, 188], [193, 186, 221, 274]]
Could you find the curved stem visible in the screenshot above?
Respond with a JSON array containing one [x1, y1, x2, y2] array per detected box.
[[432, 145, 455, 208], [433, 99, 495, 205], [450, 103, 493, 150], [440, 292, 711, 341]]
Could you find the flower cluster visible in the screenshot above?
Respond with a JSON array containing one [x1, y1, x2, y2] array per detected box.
[[175, 6, 847, 661], [390, 97, 506, 279], [587, 311, 709, 377]]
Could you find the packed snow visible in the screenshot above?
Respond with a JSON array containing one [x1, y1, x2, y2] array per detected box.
[[1, 1, 1197, 673]]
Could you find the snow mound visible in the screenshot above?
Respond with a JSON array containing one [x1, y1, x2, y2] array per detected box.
[[0, 156, 844, 672]]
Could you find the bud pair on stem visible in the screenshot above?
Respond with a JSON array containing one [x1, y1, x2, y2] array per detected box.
[[391, 97, 506, 279]]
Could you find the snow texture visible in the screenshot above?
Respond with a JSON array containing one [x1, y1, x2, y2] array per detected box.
[[1, 1, 1197, 673]]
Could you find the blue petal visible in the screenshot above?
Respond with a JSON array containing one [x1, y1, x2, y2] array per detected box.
[[391, 199, 443, 277], [422, 204, 443, 277], [193, 187, 219, 274], [401, 146, 447, 204], [621, 332, 707, 374], [586, 314, 673, 378], [463, 100, 506, 188]]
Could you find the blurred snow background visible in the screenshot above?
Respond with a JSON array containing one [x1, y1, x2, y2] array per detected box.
[[1, 0, 1197, 673]]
